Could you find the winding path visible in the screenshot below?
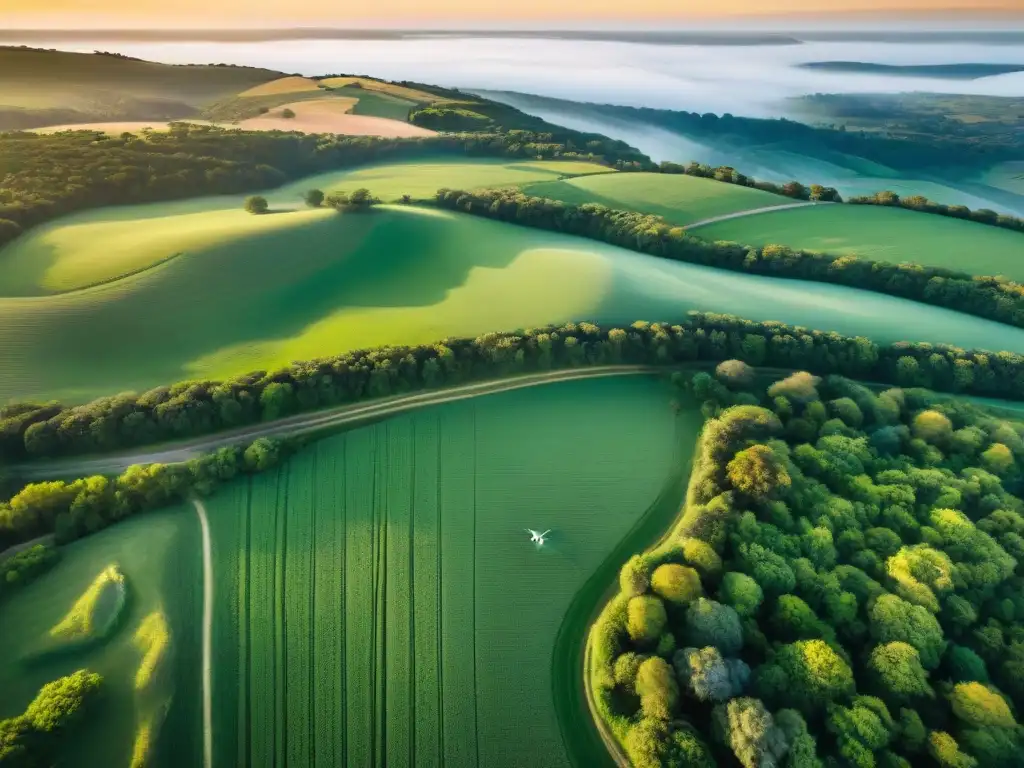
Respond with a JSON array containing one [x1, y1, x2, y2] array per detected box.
[[12, 366, 657, 480], [685, 200, 831, 230], [192, 498, 214, 768]]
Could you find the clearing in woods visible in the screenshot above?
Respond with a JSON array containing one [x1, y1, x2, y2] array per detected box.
[[523, 172, 792, 226], [205, 375, 697, 768]]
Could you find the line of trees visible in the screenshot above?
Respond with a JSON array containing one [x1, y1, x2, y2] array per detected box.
[[435, 188, 1024, 329], [4, 314, 1024, 466], [0, 543, 58, 600], [0, 669, 102, 766], [0, 123, 646, 249], [657, 160, 843, 203], [848, 190, 1024, 235], [591, 365, 1024, 767], [0, 436, 288, 553]]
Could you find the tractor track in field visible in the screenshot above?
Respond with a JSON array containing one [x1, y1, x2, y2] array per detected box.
[[12, 365, 659, 480], [684, 200, 832, 230]]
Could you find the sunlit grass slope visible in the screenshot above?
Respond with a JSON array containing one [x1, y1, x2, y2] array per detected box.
[[206, 375, 694, 768], [0, 159, 614, 297], [697, 201, 1024, 280], [5, 201, 1024, 404], [0, 208, 333, 296], [0, 508, 201, 767], [47, 564, 127, 647], [291, 158, 616, 202], [523, 172, 789, 225]]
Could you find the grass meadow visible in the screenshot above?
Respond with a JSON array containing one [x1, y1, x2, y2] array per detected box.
[[204, 375, 695, 768], [523, 172, 789, 225], [697, 202, 1024, 279], [4, 201, 1024, 403], [0, 507, 202, 767]]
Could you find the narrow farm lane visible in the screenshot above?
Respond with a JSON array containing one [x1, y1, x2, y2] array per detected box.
[[684, 200, 831, 230], [12, 365, 659, 480], [193, 497, 214, 768]]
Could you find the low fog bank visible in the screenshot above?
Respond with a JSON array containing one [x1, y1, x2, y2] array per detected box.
[[11, 37, 1024, 118]]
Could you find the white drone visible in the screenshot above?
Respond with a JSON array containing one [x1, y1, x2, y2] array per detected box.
[[526, 529, 552, 547]]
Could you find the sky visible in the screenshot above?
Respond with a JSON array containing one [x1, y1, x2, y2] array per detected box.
[[1, 0, 1021, 27]]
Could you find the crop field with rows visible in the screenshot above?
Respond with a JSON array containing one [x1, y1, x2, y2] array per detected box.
[[204, 375, 700, 767]]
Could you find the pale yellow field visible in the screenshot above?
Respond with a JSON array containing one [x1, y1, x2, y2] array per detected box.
[[318, 77, 439, 102], [237, 76, 322, 97], [235, 99, 434, 137]]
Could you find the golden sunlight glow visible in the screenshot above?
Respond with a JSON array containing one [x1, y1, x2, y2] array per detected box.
[[0, 0, 1020, 24]]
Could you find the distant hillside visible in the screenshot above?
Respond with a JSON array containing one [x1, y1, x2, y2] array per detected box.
[[799, 61, 1024, 79], [0, 47, 285, 129]]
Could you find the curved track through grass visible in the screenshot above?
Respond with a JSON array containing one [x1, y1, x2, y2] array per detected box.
[[552, 406, 699, 768]]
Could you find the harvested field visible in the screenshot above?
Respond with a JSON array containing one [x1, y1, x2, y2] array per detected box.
[[237, 76, 322, 97], [235, 99, 434, 137]]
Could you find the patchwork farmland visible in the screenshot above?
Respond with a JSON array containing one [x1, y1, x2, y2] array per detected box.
[[204, 376, 698, 767]]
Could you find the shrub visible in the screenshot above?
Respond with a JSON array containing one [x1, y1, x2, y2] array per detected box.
[[716, 359, 756, 389], [651, 563, 702, 605], [613, 651, 646, 694], [620, 554, 650, 596], [244, 195, 268, 214], [685, 598, 743, 655], [304, 188, 325, 207], [628, 595, 667, 645], [948, 682, 1016, 728], [281, 108, 296, 118], [774, 639, 854, 707], [912, 410, 953, 444], [727, 445, 791, 501], [718, 572, 763, 617], [868, 642, 932, 701], [680, 538, 723, 580], [636, 656, 679, 720]]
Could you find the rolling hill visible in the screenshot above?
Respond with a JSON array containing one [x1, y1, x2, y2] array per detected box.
[[3, 196, 1024, 404]]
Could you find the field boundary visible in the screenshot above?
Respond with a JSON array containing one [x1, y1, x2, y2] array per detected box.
[[553, 409, 701, 768], [684, 200, 830, 230], [14, 366, 660, 480]]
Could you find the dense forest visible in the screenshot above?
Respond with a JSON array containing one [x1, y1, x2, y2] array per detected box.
[[435, 188, 1024, 329], [563, 100, 1020, 171], [796, 93, 1024, 155], [593, 364, 1024, 768], [0, 123, 647, 247]]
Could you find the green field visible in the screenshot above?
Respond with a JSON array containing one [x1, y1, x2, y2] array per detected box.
[[337, 85, 418, 120], [0, 158, 614, 297], [697, 202, 1024, 279], [5, 198, 1024, 403], [523, 172, 789, 225], [205, 375, 695, 768], [0, 507, 202, 767]]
